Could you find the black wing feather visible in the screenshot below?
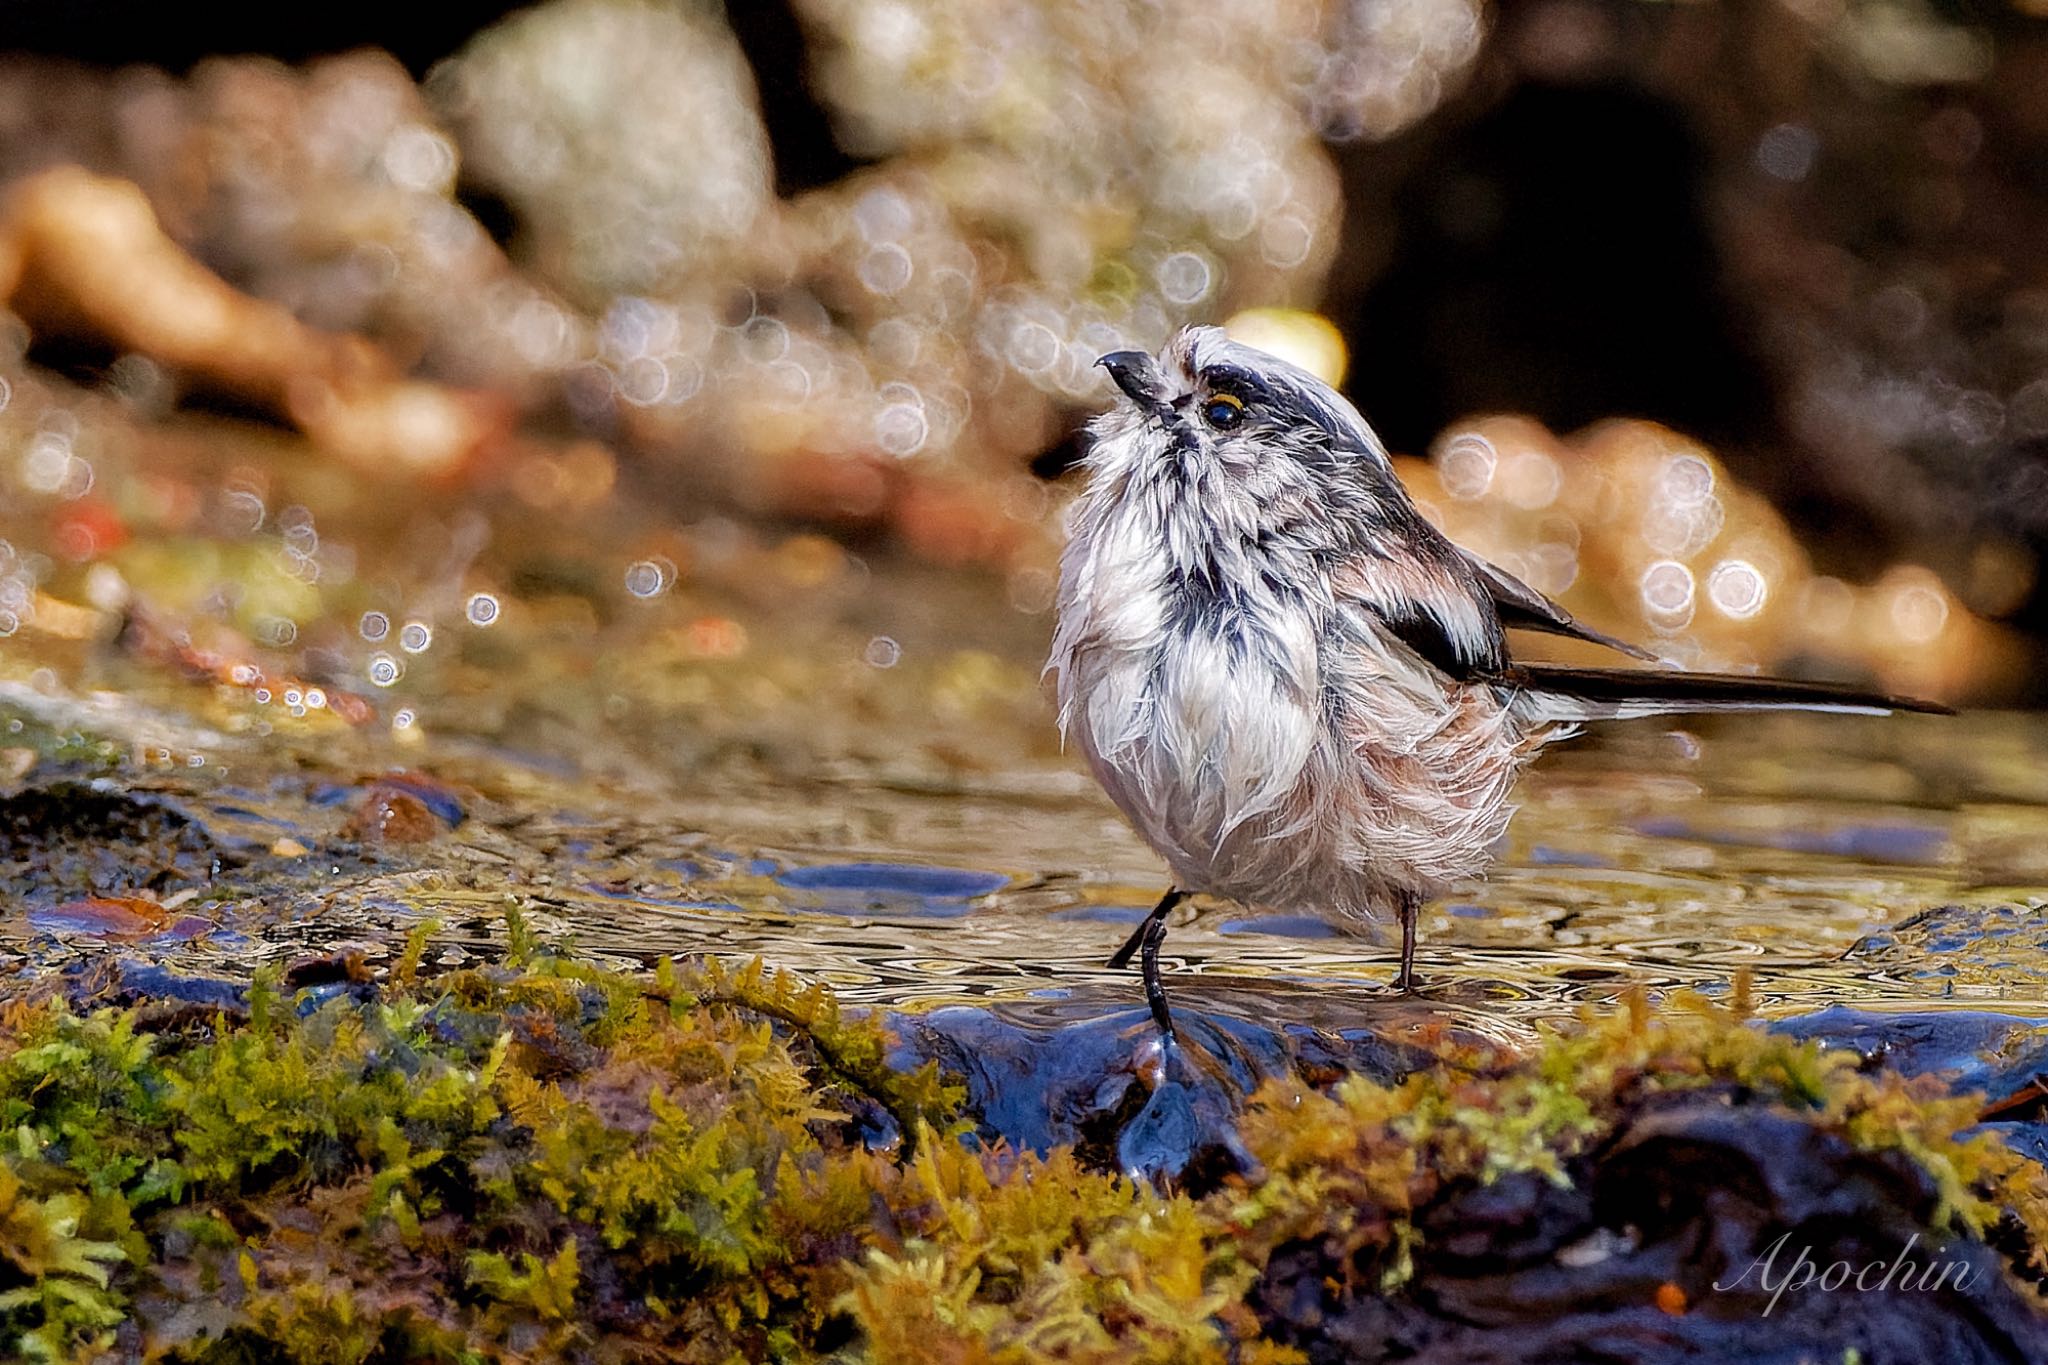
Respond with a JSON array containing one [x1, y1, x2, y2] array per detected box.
[[1463, 552, 1660, 663], [1378, 602, 1490, 679]]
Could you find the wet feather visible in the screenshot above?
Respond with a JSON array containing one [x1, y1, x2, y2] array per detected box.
[[1050, 325, 1945, 937]]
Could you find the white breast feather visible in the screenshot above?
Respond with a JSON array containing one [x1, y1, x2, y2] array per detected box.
[[1049, 395, 1552, 922]]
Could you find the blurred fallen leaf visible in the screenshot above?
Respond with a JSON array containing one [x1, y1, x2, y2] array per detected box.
[[2, 165, 510, 479], [23, 592, 108, 642], [28, 895, 209, 942], [343, 785, 447, 844]]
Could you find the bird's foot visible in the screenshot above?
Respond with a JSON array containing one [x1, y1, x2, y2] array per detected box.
[[1393, 894, 1421, 994], [1109, 888, 1186, 1041]]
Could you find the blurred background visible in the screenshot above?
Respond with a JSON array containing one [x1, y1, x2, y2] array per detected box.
[[0, 0, 2041, 723]]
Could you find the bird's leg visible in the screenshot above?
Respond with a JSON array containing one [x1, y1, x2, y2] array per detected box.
[[1109, 887, 1186, 1040], [1108, 886, 1184, 970], [1137, 908, 1177, 1040], [1393, 892, 1420, 994]]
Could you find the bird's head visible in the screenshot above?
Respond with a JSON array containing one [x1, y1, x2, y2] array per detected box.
[[1089, 326, 1398, 496]]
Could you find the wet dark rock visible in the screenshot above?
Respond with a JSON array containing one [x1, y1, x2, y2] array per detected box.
[[1255, 1095, 2048, 1365], [841, 1092, 904, 1153], [0, 781, 235, 900], [282, 950, 375, 990], [342, 786, 447, 844], [891, 1007, 1164, 1167], [1772, 1005, 2048, 1093], [372, 771, 469, 827], [888, 1001, 1447, 1189], [1416, 1166, 1595, 1268], [1846, 905, 2048, 966], [1771, 1004, 2048, 1179], [777, 861, 1008, 918], [57, 956, 249, 1017], [314, 772, 467, 844], [1114, 1050, 1254, 1189], [1981, 1122, 2048, 1175]]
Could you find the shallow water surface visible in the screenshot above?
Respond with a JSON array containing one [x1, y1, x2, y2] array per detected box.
[[4, 554, 2045, 1043]]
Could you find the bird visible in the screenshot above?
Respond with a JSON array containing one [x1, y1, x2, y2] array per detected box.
[[1046, 325, 1950, 1040]]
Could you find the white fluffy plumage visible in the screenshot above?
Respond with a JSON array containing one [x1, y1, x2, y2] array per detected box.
[[1049, 326, 1552, 931], [1049, 326, 1942, 990]]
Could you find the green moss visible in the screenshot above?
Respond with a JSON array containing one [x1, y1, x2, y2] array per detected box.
[[845, 1140, 1295, 1365], [0, 945, 2039, 1363], [0, 708, 128, 778], [0, 936, 978, 1362], [0, 1167, 128, 1362]]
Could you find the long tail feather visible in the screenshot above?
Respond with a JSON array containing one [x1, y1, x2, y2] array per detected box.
[[1500, 664, 1953, 724]]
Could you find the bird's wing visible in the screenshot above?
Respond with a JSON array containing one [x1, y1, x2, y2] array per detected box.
[[1460, 550, 1661, 663], [1329, 518, 1510, 680]]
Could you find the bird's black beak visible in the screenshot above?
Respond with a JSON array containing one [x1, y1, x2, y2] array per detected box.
[[1097, 350, 1171, 415]]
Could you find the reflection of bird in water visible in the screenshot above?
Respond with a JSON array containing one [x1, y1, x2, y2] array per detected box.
[[1049, 326, 1949, 1038]]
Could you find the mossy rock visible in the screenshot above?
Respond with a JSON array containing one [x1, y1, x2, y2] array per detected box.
[[0, 939, 2043, 1364]]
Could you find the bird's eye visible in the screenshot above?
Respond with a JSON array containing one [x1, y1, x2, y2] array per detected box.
[[1202, 394, 1245, 429]]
